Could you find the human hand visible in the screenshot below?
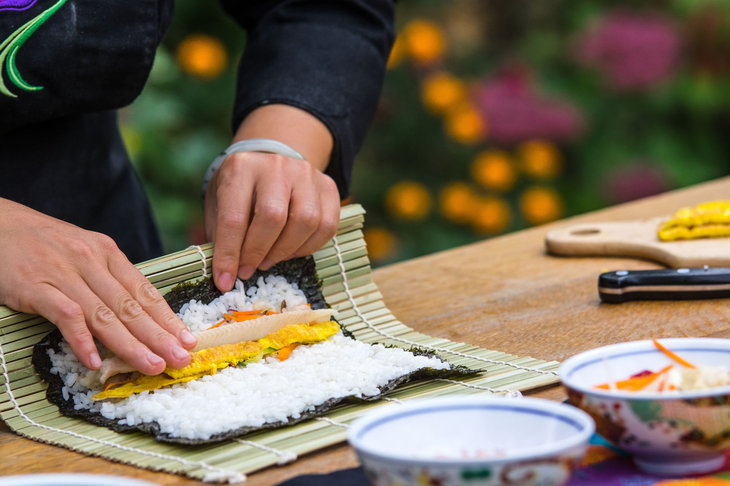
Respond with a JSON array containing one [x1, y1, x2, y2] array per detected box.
[[203, 151, 340, 291], [0, 199, 196, 374]]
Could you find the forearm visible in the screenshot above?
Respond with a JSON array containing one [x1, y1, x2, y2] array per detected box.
[[220, 0, 395, 198], [233, 104, 333, 172]]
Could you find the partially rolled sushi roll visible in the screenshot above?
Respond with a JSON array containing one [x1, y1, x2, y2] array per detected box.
[[93, 308, 340, 400], [34, 258, 472, 444]]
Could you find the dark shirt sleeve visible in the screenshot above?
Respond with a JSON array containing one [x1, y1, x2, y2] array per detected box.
[[218, 0, 395, 198]]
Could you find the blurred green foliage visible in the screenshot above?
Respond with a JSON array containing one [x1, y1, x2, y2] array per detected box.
[[125, 0, 730, 266]]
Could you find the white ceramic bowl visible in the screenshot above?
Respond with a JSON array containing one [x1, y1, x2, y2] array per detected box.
[[347, 396, 594, 486], [561, 337, 730, 476], [0, 474, 155, 486]]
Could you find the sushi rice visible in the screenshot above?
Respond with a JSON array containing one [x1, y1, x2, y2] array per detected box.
[[47, 275, 450, 440]]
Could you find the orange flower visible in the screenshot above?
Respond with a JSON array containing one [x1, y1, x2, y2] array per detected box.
[[385, 181, 432, 221], [445, 103, 486, 145], [421, 72, 467, 114], [177, 34, 228, 79], [439, 182, 478, 224], [471, 150, 517, 192], [387, 36, 405, 70], [580, 445, 617, 467], [519, 186, 564, 225], [471, 196, 511, 234], [364, 227, 397, 262], [519, 140, 562, 179], [402, 19, 445, 65]]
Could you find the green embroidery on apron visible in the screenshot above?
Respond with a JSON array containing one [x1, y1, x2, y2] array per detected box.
[[0, 0, 68, 98]]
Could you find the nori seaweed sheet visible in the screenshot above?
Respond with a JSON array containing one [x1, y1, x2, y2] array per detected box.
[[32, 258, 481, 445], [34, 331, 479, 445]]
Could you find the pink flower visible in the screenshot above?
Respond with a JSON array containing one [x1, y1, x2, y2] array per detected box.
[[576, 11, 680, 91], [604, 162, 669, 204], [473, 65, 583, 144]]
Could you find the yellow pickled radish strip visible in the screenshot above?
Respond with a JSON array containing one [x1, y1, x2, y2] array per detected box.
[[659, 225, 730, 242], [658, 200, 730, 241]]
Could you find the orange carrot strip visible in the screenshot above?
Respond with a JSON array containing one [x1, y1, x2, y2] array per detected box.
[[277, 343, 299, 361], [103, 378, 133, 391], [595, 364, 673, 391], [207, 319, 227, 330], [653, 339, 696, 369], [230, 310, 265, 316], [206, 309, 283, 330], [232, 314, 265, 322]]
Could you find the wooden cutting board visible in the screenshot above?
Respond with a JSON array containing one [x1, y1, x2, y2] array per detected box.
[[545, 217, 730, 268]]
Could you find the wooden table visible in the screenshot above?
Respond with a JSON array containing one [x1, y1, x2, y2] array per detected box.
[[3, 176, 730, 485]]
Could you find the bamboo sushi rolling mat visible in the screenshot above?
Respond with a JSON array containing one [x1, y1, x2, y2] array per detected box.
[[0, 204, 560, 484]]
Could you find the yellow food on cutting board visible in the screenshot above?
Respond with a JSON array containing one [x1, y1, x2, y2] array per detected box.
[[658, 200, 730, 241]]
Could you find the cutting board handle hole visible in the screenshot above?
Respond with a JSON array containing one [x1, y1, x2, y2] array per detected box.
[[571, 228, 600, 236]]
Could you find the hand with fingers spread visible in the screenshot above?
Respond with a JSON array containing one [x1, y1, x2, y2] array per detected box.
[[203, 104, 341, 292], [0, 198, 197, 374]]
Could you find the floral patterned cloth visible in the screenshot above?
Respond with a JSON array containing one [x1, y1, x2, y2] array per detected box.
[[567, 436, 730, 485]]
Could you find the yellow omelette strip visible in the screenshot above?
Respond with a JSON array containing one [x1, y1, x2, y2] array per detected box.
[[658, 200, 730, 241], [165, 340, 263, 379], [92, 320, 340, 400], [93, 373, 206, 400], [659, 225, 730, 242], [259, 320, 340, 349]]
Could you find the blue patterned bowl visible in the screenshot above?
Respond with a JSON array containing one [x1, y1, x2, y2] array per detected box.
[[561, 338, 730, 476], [348, 396, 594, 486]]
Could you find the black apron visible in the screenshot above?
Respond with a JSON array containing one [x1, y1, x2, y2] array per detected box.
[[0, 0, 174, 262], [0, 0, 395, 264]]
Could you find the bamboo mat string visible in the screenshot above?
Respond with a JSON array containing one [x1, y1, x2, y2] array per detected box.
[[0, 339, 245, 483], [315, 417, 348, 428], [187, 245, 209, 278], [432, 378, 523, 397], [233, 439, 297, 465], [330, 235, 559, 378]]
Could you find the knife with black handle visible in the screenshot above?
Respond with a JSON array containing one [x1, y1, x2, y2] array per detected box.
[[598, 267, 730, 303]]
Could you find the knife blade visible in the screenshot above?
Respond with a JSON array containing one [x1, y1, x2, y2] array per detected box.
[[598, 267, 730, 303]]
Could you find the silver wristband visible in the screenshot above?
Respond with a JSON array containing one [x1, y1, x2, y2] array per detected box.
[[201, 138, 306, 200]]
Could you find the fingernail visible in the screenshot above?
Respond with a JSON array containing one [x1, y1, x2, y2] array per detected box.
[[172, 346, 190, 362], [260, 259, 274, 270], [179, 329, 197, 348], [218, 272, 235, 291], [238, 265, 255, 280], [89, 352, 102, 369], [146, 351, 165, 368]]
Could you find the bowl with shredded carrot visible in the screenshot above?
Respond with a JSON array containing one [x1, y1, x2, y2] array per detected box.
[[560, 338, 730, 477]]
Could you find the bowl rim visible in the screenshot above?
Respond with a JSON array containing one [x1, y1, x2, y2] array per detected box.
[[347, 396, 594, 466], [560, 337, 730, 399], [0, 474, 156, 486]]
